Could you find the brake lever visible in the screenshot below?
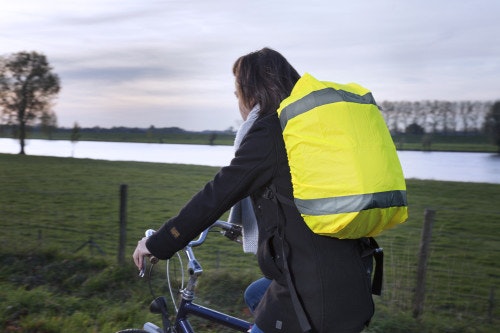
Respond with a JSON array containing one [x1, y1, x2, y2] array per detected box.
[[222, 224, 243, 243]]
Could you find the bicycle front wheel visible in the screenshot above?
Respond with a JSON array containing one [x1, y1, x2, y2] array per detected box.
[[115, 329, 149, 333]]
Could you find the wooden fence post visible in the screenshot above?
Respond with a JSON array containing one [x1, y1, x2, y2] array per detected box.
[[118, 184, 128, 264], [413, 208, 436, 320], [488, 286, 495, 323]]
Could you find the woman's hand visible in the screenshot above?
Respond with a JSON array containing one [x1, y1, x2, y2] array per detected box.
[[133, 237, 151, 271]]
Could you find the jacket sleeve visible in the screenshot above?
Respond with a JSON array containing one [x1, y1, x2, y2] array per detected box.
[[146, 115, 280, 259]]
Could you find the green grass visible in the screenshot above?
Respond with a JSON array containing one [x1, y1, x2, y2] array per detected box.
[[1, 153, 499, 332], [392, 133, 497, 152], [1, 128, 236, 146]]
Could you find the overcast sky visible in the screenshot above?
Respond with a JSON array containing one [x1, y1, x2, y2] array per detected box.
[[2, 0, 499, 131]]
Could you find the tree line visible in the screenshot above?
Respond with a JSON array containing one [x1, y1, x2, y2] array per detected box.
[[380, 100, 494, 135], [1, 50, 500, 154]]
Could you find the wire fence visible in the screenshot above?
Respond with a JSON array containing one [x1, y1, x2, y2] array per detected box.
[[1, 185, 499, 329], [374, 205, 499, 328]]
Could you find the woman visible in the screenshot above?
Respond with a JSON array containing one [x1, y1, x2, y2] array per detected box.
[[133, 47, 374, 333]]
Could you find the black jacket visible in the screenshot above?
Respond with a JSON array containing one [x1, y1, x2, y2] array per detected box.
[[146, 113, 374, 332]]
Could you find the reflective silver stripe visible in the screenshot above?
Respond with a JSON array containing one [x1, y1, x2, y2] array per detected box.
[[294, 190, 407, 215], [280, 87, 377, 129]]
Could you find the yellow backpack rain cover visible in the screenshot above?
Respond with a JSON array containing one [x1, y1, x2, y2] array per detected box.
[[277, 73, 408, 239]]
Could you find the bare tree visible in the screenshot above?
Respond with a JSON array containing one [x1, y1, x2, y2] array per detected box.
[[71, 122, 81, 157], [0, 51, 61, 154], [421, 100, 436, 133], [398, 101, 413, 133], [380, 101, 397, 132], [440, 101, 456, 134], [41, 110, 58, 139], [484, 101, 500, 153]]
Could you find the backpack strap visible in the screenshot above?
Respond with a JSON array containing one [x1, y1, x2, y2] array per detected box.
[[266, 185, 385, 297], [264, 185, 312, 333], [361, 237, 384, 296]]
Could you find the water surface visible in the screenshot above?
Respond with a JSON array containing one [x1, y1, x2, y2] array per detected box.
[[1, 138, 499, 184]]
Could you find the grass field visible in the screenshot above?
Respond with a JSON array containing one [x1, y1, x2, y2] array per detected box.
[[0, 153, 499, 332]]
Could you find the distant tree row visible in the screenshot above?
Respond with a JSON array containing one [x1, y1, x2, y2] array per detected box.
[[379, 100, 494, 135], [485, 101, 500, 153], [1, 50, 499, 154]]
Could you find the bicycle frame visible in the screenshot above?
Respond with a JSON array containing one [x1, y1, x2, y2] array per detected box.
[[174, 298, 251, 332], [135, 221, 252, 333]]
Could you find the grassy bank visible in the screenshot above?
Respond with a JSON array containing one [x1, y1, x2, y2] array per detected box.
[[1, 129, 498, 152], [391, 133, 497, 152], [0, 129, 236, 146], [1, 154, 499, 332]]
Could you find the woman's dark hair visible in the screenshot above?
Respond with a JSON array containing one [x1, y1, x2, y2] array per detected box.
[[233, 47, 300, 116]]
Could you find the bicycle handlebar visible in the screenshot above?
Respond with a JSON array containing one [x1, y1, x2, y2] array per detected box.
[[188, 220, 242, 247], [133, 220, 250, 332], [139, 220, 242, 277]]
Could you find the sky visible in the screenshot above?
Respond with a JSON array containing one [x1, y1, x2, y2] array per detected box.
[[1, 0, 499, 131]]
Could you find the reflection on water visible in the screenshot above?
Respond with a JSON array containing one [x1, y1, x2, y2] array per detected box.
[[397, 150, 500, 184], [0, 138, 233, 167], [1, 138, 499, 184]]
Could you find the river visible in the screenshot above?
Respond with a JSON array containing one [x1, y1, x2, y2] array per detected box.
[[1, 138, 499, 184]]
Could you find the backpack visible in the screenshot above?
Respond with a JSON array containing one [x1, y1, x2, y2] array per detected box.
[[276, 73, 408, 239]]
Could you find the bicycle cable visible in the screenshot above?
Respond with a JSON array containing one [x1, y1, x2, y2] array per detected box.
[[147, 261, 156, 299], [167, 251, 184, 313]]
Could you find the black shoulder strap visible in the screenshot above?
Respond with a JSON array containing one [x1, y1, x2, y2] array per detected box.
[[264, 185, 312, 333], [361, 237, 384, 296], [364, 237, 384, 296], [266, 185, 385, 297]]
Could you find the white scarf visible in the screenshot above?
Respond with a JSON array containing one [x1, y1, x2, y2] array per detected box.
[[228, 105, 260, 254]]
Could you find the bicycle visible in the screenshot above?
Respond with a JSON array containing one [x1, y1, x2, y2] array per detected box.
[[116, 220, 253, 333]]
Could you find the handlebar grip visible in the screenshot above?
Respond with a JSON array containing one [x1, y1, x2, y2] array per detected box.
[[139, 229, 157, 277], [222, 224, 242, 241]]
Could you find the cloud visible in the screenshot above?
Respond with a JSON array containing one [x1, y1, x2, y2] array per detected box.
[[2, 0, 499, 130]]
